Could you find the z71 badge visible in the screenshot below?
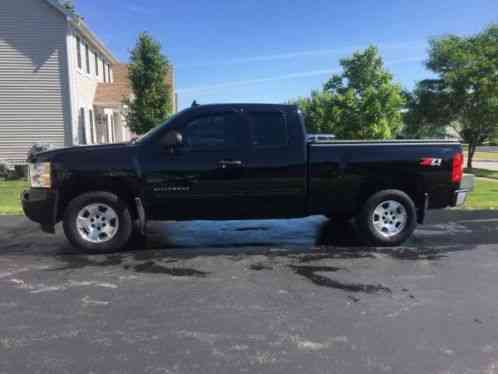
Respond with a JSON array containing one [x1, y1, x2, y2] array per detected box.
[[420, 158, 443, 167]]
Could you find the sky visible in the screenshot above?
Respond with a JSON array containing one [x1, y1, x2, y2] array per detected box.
[[76, 0, 498, 110]]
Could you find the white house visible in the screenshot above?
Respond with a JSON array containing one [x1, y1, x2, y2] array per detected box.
[[0, 0, 175, 164]]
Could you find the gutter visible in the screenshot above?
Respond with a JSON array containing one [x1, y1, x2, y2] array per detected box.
[[43, 0, 119, 65]]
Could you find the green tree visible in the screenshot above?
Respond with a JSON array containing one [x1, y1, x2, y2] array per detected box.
[[126, 33, 172, 135], [293, 46, 405, 139], [402, 81, 457, 138], [323, 46, 405, 139], [292, 90, 334, 134], [407, 25, 498, 168]]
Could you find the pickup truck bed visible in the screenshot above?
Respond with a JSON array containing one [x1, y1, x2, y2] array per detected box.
[[309, 140, 465, 216]]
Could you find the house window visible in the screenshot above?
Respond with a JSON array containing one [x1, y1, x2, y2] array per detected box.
[[85, 43, 90, 74], [95, 53, 99, 77], [89, 109, 95, 144], [78, 108, 87, 145], [76, 36, 82, 70], [103, 59, 107, 82], [109, 66, 113, 83]]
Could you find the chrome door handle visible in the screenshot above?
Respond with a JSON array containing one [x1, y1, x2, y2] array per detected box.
[[218, 160, 243, 169]]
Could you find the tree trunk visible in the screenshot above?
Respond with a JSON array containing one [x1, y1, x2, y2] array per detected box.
[[467, 142, 476, 169]]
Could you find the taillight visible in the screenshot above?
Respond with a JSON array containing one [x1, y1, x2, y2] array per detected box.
[[452, 152, 464, 184]]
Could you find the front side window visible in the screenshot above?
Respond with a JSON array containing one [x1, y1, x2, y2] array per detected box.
[[85, 44, 90, 74], [78, 108, 87, 145], [103, 59, 107, 82], [181, 113, 247, 151], [76, 36, 82, 70], [248, 111, 288, 147], [95, 53, 99, 77], [89, 109, 95, 144]]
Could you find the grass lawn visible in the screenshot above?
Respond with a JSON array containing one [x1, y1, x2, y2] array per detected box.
[[463, 145, 498, 161], [0, 180, 27, 215], [465, 168, 498, 180], [462, 146, 498, 161], [464, 178, 498, 210], [473, 152, 498, 161], [0, 177, 497, 215]]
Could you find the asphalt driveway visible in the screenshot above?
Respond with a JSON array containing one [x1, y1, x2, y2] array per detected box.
[[1, 210, 498, 373]]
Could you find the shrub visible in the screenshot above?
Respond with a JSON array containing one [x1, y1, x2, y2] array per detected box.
[[0, 160, 15, 180], [27, 143, 54, 159]]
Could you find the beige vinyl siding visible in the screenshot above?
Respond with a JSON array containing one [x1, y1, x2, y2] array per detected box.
[[0, 0, 70, 164]]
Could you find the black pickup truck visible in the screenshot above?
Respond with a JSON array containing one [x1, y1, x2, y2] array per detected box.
[[22, 103, 474, 252]]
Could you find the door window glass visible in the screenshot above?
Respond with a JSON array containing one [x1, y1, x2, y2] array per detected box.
[[182, 113, 246, 151], [248, 111, 287, 147]]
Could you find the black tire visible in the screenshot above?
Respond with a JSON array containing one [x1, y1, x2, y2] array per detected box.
[[357, 189, 417, 247], [63, 191, 133, 253], [127, 221, 148, 249]]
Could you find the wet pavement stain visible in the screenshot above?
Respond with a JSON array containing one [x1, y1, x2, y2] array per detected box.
[[249, 263, 274, 271], [384, 248, 446, 261], [133, 261, 209, 277], [292, 251, 376, 262], [51, 254, 125, 271], [289, 265, 391, 294]]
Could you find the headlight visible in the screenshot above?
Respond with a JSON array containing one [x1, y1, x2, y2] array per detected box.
[[29, 162, 51, 188]]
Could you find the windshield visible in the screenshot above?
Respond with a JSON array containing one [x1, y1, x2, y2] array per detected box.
[[133, 109, 186, 144]]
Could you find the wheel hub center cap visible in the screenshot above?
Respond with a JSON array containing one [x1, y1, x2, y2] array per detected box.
[[371, 200, 407, 238], [76, 203, 119, 243]]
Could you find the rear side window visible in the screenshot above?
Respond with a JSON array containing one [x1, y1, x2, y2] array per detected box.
[[248, 111, 287, 147], [182, 112, 247, 151]]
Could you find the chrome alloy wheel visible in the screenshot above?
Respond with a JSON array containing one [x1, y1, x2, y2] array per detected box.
[[76, 203, 119, 243], [371, 200, 407, 238]]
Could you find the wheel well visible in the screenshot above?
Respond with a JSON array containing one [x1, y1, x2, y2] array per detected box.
[[357, 183, 423, 213], [57, 179, 139, 221]]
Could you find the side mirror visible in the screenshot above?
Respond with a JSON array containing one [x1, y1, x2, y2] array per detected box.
[[161, 131, 183, 149]]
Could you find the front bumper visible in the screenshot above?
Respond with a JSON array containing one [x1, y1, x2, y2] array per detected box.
[[453, 174, 475, 207], [21, 188, 58, 231]]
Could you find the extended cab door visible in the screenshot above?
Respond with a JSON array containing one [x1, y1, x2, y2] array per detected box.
[[240, 107, 308, 218], [140, 108, 252, 220]]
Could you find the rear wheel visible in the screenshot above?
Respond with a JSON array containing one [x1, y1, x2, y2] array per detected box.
[[357, 190, 417, 246], [63, 192, 133, 253]]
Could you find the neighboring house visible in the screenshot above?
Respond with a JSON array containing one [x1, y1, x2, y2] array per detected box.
[[0, 0, 175, 164], [94, 63, 176, 144]]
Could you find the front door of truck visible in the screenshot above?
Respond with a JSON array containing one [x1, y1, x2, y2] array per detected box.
[[140, 108, 252, 220]]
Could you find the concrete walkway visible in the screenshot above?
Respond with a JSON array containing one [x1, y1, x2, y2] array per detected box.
[[473, 160, 498, 171]]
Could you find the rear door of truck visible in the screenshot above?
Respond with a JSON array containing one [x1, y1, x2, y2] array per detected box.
[[239, 105, 308, 218]]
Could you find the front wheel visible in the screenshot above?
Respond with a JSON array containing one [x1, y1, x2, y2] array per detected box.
[[63, 192, 133, 253], [357, 190, 417, 246]]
